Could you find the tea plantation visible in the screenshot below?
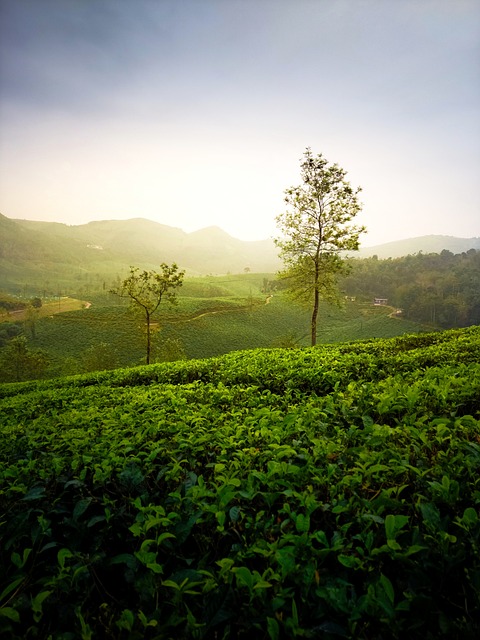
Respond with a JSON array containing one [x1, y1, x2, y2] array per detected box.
[[1, 326, 479, 638]]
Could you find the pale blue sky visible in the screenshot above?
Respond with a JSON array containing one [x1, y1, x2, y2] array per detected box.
[[1, 0, 479, 245]]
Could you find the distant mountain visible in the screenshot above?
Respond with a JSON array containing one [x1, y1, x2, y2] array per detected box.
[[358, 235, 480, 259], [0, 214, 282, 284], [1, 214, 479, 293]]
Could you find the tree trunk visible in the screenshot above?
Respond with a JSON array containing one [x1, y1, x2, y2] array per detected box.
[[311, 287, 319, 346], [146, 311, 151, 365]]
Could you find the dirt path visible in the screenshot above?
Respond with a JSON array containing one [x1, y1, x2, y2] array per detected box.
[[388, 307, 402, 319], [0, 298, 90, 323], [171, 300, 265, 325], [180, 307, 240, 324]]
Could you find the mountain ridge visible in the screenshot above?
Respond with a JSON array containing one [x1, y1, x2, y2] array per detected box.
[[0, 215, 282, 282], [1, 214, 478, 291], [358, 234, 480, 258]]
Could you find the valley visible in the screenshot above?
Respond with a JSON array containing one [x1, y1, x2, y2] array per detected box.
[[1, 272, 429, 381]]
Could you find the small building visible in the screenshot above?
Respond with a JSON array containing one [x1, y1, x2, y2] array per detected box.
[[373, 297, 388, 306]]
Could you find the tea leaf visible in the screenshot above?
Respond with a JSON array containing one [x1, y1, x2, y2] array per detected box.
[[229, 506, 240, 523], [267, 616, 280, 640], [0, 607, 20, 622], [380, 574, 394, 604]]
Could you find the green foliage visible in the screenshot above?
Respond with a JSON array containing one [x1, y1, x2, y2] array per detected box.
[[342, 249, 480, 328], [0, 292, 26, 312], [111, 264, 185, 314], [23, 305, 40, 340], [0, 336, 49, 382], [275, 148, 366, 345], [110, 263, 185, 365], [2, 290, 429, 378], [80, 342, 119, 373], [1, 267, 433, 380], [153, 337, 187, 363], [0, 326, 479, 638], [29, 305, 145, 373], [0, 323, 23, 347]]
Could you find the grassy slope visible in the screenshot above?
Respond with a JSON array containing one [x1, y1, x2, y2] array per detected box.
[[2, 272, 430, 370], [24, 282, 429, 367], [1, 327, 479, 638]]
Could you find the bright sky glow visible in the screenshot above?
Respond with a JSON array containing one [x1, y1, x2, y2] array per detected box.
[[0, 0, 479, 246]]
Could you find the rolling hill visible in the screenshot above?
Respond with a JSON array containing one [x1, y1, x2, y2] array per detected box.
[[1, 213, 479, 292], [358, 234, 480, 258], [0, 214, 281, 286]]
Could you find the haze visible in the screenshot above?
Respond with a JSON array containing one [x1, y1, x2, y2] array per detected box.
[[0, 0, 479, 246]]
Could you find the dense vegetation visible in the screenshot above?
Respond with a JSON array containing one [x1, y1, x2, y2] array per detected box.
[[1, 326, 479, 638], [342, 249, 480, 327], [0, 292, 27, 313], [2, 210, 478, 332], [0, 285, 427, 381], [1, 250, 479, 382]]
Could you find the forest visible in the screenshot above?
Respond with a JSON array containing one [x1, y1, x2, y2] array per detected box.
[[341, 250, 480, 327]]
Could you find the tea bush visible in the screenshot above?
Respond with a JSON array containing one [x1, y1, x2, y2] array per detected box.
[[0, 326, 479, 638]]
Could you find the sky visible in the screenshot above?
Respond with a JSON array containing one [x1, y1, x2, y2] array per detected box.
[[0, 0, 479, 246]]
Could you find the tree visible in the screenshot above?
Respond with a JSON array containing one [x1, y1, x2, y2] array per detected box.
[[110, 263, 184, 364], [81, 342, 119, 373], [154, 337, 187, 362], [24, 304, 40, 338], [0, 336, 49, 382], [275, 148, 366, 346], [0, 322, 22, 347]]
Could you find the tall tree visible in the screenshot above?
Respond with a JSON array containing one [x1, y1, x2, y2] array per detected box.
[[275, 148, 365, 345], [110, 263, 184, 364]]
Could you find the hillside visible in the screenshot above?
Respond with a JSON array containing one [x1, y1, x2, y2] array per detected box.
[[1, 214, 281, 285], [1, 326, 479, 638], [0, 266, 431, 381], [17, 294, 427, 378], [2, 213, 479, 293], [358, 234, 480, 258]]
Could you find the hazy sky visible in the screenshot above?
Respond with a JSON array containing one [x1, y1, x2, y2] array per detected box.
[[1, 0, 479, 246]]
